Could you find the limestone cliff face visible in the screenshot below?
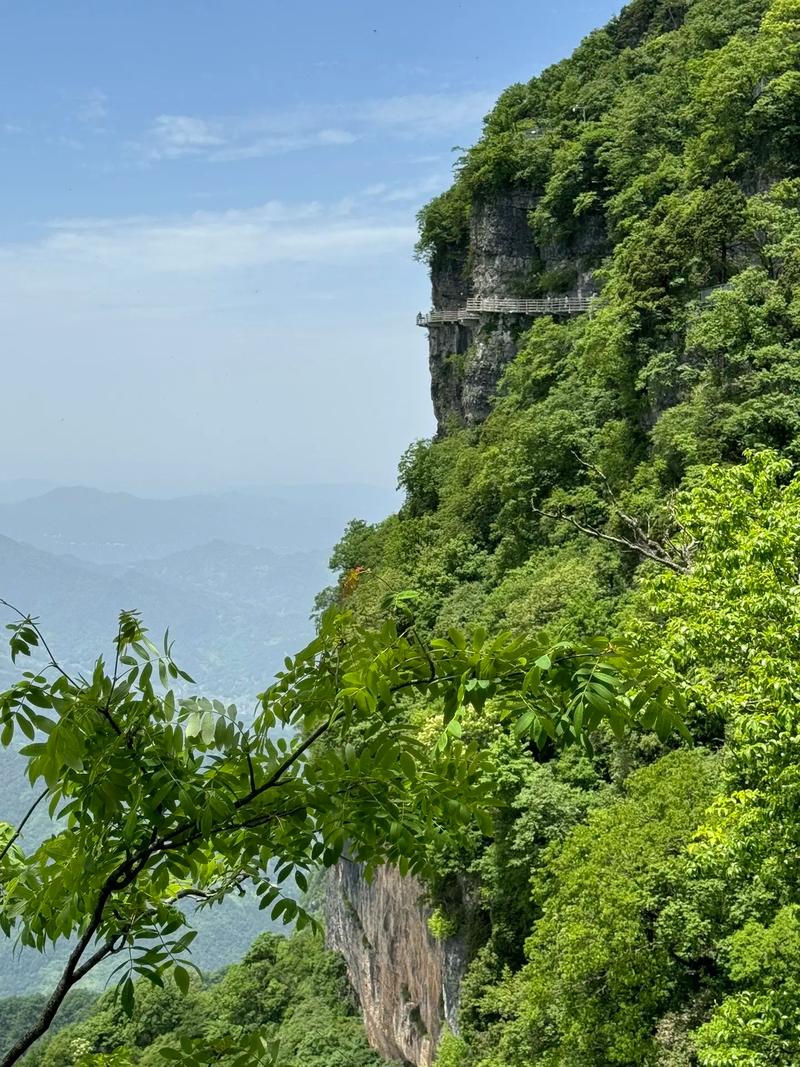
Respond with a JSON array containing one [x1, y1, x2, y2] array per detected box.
[[428, 190, 602, 432], [325, 861, 468, 1067], [468, 191, 542, 299]]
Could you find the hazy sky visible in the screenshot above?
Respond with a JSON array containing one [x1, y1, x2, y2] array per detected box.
[[0, 0, 621, 494]]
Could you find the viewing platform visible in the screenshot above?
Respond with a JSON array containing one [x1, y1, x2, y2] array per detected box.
[[416, 293, 593, 327], [415, 309, 476, 327]]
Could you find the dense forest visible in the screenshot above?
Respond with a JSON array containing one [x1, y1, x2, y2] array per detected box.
[[324, 0, 800, 1062], [0, 933, 383, 1067], [2, 0, 800, 1064]]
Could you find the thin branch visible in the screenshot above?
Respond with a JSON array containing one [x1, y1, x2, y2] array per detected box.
[[0, 600, 77, 687], [246, 748, 257, 793], [98, 624, 124, 737], [534, 506, 689, 574], [0, 787, 49, 864], [234, 720, 330, 809], [0, 862, 133, 1067], [408, 625, 437, 685], [72, 934, 124, 983], [570, 451, 676, 557], [97, 705, 123, 737], [390, 671, 458, 695], [171, 876, 247, 903], [1, 599, 123, 737]]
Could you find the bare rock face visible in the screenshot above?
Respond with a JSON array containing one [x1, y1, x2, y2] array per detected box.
[[460, 317, 529, 426], [469, 191, 541, 300], [431, 252, 471, 310], [325, 861, 468, 1067], [428, 322, 471, 429], [426, 189, 603, 432], [428, 312, 533, 431]]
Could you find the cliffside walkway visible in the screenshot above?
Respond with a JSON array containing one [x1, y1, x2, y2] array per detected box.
[[416, 293, 593, 327]]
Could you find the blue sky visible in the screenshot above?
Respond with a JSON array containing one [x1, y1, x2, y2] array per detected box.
[[0, 0, 622, 494]]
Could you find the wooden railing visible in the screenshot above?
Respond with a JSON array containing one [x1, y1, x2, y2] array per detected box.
[[417, 293, 593, 327]]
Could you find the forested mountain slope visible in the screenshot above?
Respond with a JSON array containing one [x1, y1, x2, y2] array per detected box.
[[3, 934, 387, 1067], [336, 0, 800, 648], [320, 0, 800, 1064], [2, 0, 800, 1065]]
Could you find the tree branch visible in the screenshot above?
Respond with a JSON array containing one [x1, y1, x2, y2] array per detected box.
[[0, 864, 133, 1066], [98, 623, 125, 738], [0, 600, 77, 687], [246, 748, 257, 793], [234, 720, 331, 809], [0, 628, 545, 1065], [572, 451, 680, 555], [0, 787, 49, 865], [534, 506, 690, 574]]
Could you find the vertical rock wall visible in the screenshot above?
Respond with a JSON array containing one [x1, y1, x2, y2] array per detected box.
[[427, 190, 602, 432], [468, 191, 542, 300], [325, 861, 468, 1067]]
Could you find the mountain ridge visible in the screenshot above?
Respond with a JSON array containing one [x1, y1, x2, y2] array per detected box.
[[0, 483, 397, 563]]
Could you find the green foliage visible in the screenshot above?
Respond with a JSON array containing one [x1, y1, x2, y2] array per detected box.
[[0, 996, 95, 1059], [416, 186, 472, 267], [336, 2, 800, 649], [451, 451, 800, 1065], [632, 453, 800, 1062], [427, 907, 458, 942], [24, 978, 205, 1067], [439, 451, 800, 1065], [332, 4, 800, 1060], [632, 450, 800, 729], [0, 590, 684, 1064], [415, 0, 797, 273], [433, 1029, 469, 1067], [694, 907, 800, 1065], [7, 2, 800, 1066], [19, 932, 386, 1067], [469, 750, 720, 1066]]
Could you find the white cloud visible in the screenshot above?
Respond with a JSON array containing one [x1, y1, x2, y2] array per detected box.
[[363, 174, 447, 204], [0, 198, 416, 314], [355, 90, 495, 135], [139, 115, 357, 162], [76, 89, 109, 126], [135, 88, 496, 163], [145, 115, 226, 158], [210, 127, 357, 162]]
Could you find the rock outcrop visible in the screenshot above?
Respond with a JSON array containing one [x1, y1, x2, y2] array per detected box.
[[427, 191, 602, 432], [325, 861, 468, 1067]]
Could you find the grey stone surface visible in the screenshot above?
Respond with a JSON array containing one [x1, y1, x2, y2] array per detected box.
[[426, 190, 602, 430], [469, 191, 541, 300], [325, 861, 469, 1067]]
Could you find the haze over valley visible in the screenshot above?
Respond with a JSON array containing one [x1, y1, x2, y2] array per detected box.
[[0, 479, 394, 993]]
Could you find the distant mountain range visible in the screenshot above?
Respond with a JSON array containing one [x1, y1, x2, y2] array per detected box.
[[0, 481, 394, 993], [0, 481, 395, 691], [0, 482, 396, 563], [0, 533, 331, 696], [0, 479, 60, 503]]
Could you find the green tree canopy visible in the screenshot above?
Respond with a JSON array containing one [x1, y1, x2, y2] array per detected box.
[[0, 600, 683, 1065]]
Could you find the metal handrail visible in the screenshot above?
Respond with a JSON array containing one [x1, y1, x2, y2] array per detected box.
[[416, 293, 593, 326], [465, 295, 592, 314]]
